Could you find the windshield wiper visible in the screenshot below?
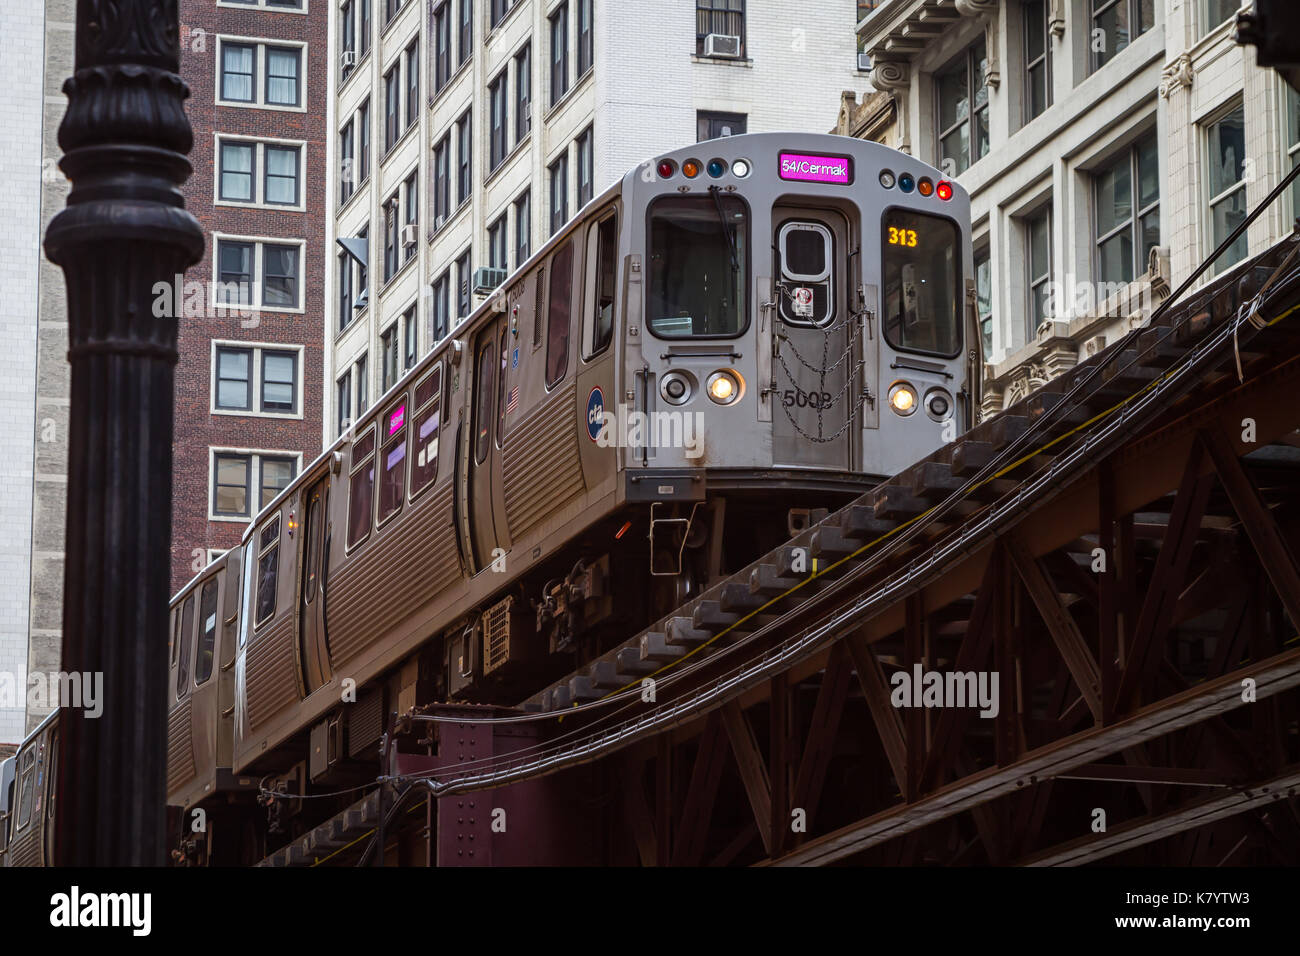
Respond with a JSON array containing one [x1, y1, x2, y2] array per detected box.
[[708, 185, 739, 273]]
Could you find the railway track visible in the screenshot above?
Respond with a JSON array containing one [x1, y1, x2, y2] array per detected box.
[[263, 233, 1300, 867]]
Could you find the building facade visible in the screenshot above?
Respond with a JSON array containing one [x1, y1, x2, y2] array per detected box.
[[330, 0, 869, 437], [170, 0, 330, 593], [854, 0, 1293, 416]]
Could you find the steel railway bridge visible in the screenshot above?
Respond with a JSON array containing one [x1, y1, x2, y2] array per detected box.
[[263, 234, 1300, 868]]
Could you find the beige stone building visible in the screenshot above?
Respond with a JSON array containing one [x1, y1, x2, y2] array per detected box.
[[852, 0, 1294, 418]]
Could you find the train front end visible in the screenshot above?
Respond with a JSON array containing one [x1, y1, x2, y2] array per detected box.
[[618, 133, 975, 520]]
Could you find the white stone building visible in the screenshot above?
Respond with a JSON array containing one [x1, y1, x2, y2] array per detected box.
[[855, 0, 1295, 416], [329, 0, 869, 437]]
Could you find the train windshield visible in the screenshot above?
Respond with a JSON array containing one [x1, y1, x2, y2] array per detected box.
[[647, 195, 748, 338], [881, 210, 961, 358]]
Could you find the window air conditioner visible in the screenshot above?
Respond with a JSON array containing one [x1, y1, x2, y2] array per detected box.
[[704, 34, 742, 58], [341, 50, 357, 68], [401, 223, 418, 247], [473, 267, 507, 295], [857, 52, 872, 72]]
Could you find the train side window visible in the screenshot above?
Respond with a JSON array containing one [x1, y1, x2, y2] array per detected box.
[[176, 594, 195, 697], [474, 339, 495, 463], [347, 427, 376, 550], [546, 240, 574, 386], [410, 364, 442, 499], [195, 580, 218, 685], [532, 267, 545, 350], [378, 398, 408, 524], [647, 194, 749, 338], [495, 327, 509, 446], [239, 542, 255, 648], [170, 607, 179, 666], [584, 213, 617, 358], [254, 515, 281, 627], [15, 751, 34, 830], [881, 210, 961, 358]]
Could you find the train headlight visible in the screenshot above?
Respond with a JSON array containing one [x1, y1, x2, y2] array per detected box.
[[924, 388, 954, 422], [888, 382, 918, 416], [732, 159, 751, 178], [879, 169, 896, 189], [706, 370, 742, 405], [660, 370, 694, 405]]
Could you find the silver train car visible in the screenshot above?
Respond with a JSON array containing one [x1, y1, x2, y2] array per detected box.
[[5, 134, 977, 865]]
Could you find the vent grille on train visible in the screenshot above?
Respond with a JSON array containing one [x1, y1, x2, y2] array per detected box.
[[348, 688, 383, 759], [482, 596, 514, 676]]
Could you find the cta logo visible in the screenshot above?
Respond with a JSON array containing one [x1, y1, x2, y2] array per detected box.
[[586, 387, 605, 442]]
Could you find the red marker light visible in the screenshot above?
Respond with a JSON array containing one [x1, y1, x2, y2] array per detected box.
[[936, 181, 953, 201], [657, 160, 675, 178], [615, 520, 632, 540]]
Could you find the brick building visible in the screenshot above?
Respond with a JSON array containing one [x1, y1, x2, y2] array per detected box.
[[170, 0, 330, 593]]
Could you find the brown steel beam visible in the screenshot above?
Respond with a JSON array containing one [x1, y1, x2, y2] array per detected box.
[[1055, 763, 1229, 786], [622, 756, 657, 867], [766, 645, 1300, 866], [1200, 425, 1300, 631], [1007, 533, 1103, 722], [1021, 764, 1300, 866], [720, 701, 774, 856], [845, 631, 909, 798], [790, 642, 854, 832], [671, 713, 727, 866]]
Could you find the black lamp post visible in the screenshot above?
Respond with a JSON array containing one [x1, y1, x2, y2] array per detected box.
[[43, 0, 203, 866]]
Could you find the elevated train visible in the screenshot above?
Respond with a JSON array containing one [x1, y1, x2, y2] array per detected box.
[[2, 134, 977, 865]]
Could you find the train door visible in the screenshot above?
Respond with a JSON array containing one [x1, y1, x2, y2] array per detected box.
[[770, 208, 855, 470], [189, 577, 220, 780], [298, 476, 332, 694], [466, 316, 511, 572], [577, 208, 619, 479]]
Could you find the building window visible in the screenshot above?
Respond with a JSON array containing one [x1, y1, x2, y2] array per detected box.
[[975, 246, 993, 360], [431, 270, 450, 341], [550, 3, 569, 106], [218, 138, 300, 206], [403, 305, 418, 369], [433, 133, 451, 227], [936, 39, 989, 177], [549, 153, 568, 235], [515, 189, 531, 264], [265, 46, 302, 106], [696, 0, 745, 57], [457, 111, 472, 205], [1091, 0, 1154, 71], [1025, 206, 1052, 339], [384, 0, 404, 26], [404, 171, 419, 263], [489, 70, 509, 171], [456, 249, 472, 317], [489, 213, 508, 270], [576, 126, 593, 208], [1206, 105, 1248, 271], [215, 238, 302, 311], [577, 0, 593, 76], [356, 353, 369, 414], [460, 0, 473, 65], [515, 44, 532, 141], [360, 0, 372, 54], [215, 347, 252, 410], [435, 2, 452, 92], [358, 98, 371, 183], [339, 121, 356, 205], [1201, 0, 1237, 38], [338, 250, 354, 331], [491, 0, 513, 29], [381, 323, 399, 391], [697, 111, 746, 141], [337, 370, 352, 435], [212, 453, 297, 518], [384, 64, 401, 151], [1094, 134, 1159, 286], [215, 345, 299, 415], [220, 42, 256, 102], [406, 41, 419, 128], [341, 0, 357, 82], [1024, 0, 1050, 122], [384, 196, 399, 282]]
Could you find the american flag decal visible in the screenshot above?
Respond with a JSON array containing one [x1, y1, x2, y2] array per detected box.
[[506, 385, 519, 414]]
